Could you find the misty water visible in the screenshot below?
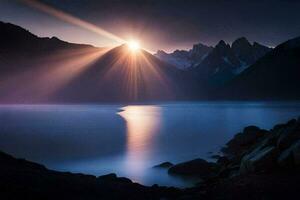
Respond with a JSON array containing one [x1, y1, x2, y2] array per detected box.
[[0, 102, 300, 187]]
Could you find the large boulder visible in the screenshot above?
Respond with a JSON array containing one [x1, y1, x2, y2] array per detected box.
[[277, 140, 300, 167], [168, 159, 217, 178], [276, 119, 300, 151], [216, 156, 230, 166], [153, 162, 174, 169], [218, 164, 240, 179], [222, 126, 268, 157], [240, 145, 278, 174]]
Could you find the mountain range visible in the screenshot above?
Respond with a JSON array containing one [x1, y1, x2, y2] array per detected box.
[[155, 43, 213, 70], [0, 21, 299, 102], [0, 21, 195, 103], [220, 37, 300, 100], [156, 37, 271, 85]]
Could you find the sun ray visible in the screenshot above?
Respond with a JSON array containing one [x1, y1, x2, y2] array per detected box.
[[98, 45, 174, 101], [0, 47, 107, 102], [127, 40, 140, 52], [21, 0, 126, 44]]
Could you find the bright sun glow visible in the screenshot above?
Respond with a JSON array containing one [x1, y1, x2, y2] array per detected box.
[[128, 40, 140, 51]]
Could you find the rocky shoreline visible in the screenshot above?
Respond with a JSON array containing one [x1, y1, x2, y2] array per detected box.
[[1, 117, 300, 199]]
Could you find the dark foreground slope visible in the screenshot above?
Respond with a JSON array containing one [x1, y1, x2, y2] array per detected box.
[[200, 117, 300, 199], [2, 118, 300, 200], [0, 150, 181, 200], [159, 117, 300, 199]]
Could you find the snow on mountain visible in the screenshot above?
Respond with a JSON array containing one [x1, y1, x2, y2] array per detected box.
[[192, 38, 272, 85], [154, 43, 213, 70], [155, 37, 271, 76]]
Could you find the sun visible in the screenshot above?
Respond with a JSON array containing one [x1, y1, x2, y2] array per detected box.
[[127, 40, 140, 51]]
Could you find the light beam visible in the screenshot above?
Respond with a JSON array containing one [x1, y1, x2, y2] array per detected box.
[[21, 0, 126, 44]]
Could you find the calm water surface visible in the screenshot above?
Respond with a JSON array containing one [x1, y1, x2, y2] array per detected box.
[[0, 102, 299, 187]]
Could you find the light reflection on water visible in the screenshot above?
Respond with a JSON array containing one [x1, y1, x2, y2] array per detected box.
[[117, 105, 197, 187], [0, 102, 300, 187], [118, 106, 162, 180]]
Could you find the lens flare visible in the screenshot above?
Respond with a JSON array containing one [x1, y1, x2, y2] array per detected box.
[[21, 0, 125, 44], [128, 40, 140, 51]]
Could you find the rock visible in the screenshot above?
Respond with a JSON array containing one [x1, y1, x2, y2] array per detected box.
[[97, 173, 133, 184], [293, 141, 300, 165], [277, 119, 300, 150], [277, 145, 295, 167], [278, 140, 300, 167], [222, 126, 268, 157], [168, 159, 217, 177], [0, 150, 183, 199], [153, 162, 174, 169], [216, 156, 230, 166], [117, 177, 133, 184], [287, 119, 298, 126], [98, 173, 118, 180], [218, 165, 240, 178], [240, 146, 278, 174]]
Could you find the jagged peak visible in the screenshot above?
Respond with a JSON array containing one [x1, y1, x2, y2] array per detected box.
[[192, 42, 210, 49], [50, 36, 61, 41], [217, 40, 226, 46], [173, 49, 186, 53], [191, 43, 213, 54], [232, 37, 251, 47], [253, 41, 269, 48], [155, 50, 168, 56], [215, 40, 230, 50]]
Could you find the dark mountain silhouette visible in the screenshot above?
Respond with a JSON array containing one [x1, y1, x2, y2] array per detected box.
[[219, 36, 300, 99], [195, 40, 240, 85], [0, 21, 94, 56], [232, 37, 270, 65], [0, 21, 197, 103], [194, 38, 271, 85], [155, 37, 270, 79], [0, 21, 299, 101], [51, 44, 196, 103], [155, 43, 213, 69], [0, 21, 99, 74]]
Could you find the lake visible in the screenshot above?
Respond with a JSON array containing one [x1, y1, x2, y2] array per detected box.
[[0, 102, 299, 187]]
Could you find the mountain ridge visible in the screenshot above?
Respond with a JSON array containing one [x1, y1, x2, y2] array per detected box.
[[0, 20, 299, 101], [0, 21, 195, 102], [218, 36, 300, 99], [155, 37, 271, 77]]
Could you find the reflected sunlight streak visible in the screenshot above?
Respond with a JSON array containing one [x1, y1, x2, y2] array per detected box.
[[118, 106, 162, 181]]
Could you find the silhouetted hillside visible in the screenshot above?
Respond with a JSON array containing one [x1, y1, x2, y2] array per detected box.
[[0, 21, 98, 74], [0, 21, 93, 52], [194, 38, 271, 86], [0, 21, 299, 102], [0, 21, 197, 103], [51, 44, 194, 102], [0, 150, 180, 200], [220, 36, 300, 99]]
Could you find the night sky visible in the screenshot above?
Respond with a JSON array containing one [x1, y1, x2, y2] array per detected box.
[[1, 0, 300, 52]]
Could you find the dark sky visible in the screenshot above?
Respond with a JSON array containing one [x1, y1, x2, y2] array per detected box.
[[1, 0, 300, 52]]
